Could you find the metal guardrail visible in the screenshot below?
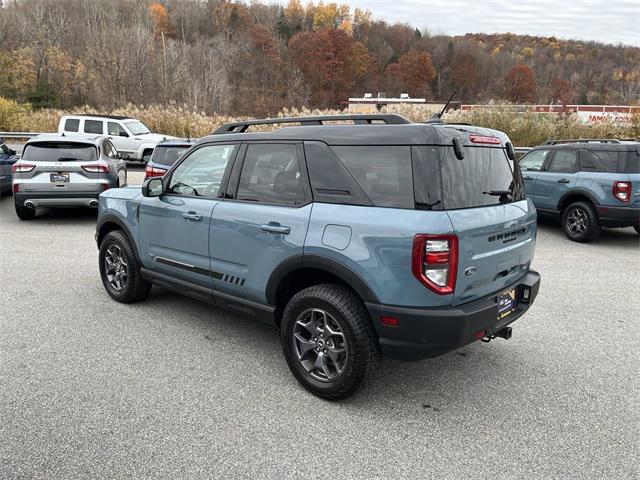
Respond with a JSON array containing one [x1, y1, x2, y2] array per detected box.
[[0, 132, 43, 139]]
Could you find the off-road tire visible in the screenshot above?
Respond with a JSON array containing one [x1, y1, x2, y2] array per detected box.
[[280, 284, 381, 401], [14, 202, 35, 220], [99, 230, 151, 303], [562, 201, 601, 243]]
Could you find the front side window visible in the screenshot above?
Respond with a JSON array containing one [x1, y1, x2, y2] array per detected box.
[[64, 118, 80, 132], [108, 122, 127, 137], [167, 144, 236, 198], [103, 140, 119, 159], [548, 150, 577, 173], [332, 145, 414, 208], [123, 120, 150, 135], [84, 120, 103, 134], [237, 144, 302, 205], [519, 149, 549, 171]]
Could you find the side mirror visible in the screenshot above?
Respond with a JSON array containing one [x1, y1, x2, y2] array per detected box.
[[142, 177, 163, 197], [9, 149, 16, 156], [505, 142, 516, 161], [452, 137, 465, 160], [119, 131, 129, 137]]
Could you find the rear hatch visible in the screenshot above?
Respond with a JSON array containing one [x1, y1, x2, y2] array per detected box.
[[431, 129, 536, 306], [16, 141, 109, 193]]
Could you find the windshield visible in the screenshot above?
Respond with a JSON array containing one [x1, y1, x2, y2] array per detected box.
[[22, 142, 98, 162], [124, 120, 151, 135], [151, 145, 191, 166]]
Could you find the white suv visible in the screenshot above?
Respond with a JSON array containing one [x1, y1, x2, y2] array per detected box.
[[58, 115, 174, 162]]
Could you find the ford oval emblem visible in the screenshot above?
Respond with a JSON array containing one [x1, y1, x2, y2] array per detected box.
[[464, 267, 477, 277]]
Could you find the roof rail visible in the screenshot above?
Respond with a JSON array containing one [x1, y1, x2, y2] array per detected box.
[[543, 138, 621, 145], [212, 114, 412, 134]]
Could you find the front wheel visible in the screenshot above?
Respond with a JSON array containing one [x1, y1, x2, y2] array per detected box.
[[99, 230, 151, 303], [280, 284, 380, 400], [561, 201, 601, 243]]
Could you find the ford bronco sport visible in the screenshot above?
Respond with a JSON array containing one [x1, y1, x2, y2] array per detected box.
[[519, 139, 640, 242], [96, 114, 541, 400]]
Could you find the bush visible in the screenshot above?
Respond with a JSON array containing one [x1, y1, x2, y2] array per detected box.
[[2, 100, 638, 147], [0, 97, 32, 131]]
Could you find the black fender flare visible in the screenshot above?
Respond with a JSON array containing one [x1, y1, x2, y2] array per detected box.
[[96, 214, 141, 263], [557, 188, 600, 211], [265, 254, 379, 305]]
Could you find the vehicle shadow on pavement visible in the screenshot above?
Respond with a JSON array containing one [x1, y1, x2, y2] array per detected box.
[[0, 195, 98, 224], [536, 216, 639, 248]]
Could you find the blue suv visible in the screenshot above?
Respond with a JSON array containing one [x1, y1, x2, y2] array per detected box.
[[96, 114, 541, 400], [519, 139, 640, 242]]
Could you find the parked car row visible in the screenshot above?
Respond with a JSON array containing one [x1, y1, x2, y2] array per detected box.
[[518, 139, 640, 241], [0, 138, 18, 195]]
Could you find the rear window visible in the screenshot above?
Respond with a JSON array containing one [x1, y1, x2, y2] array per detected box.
[[437, 146, 525, 209], [151, 145, 191, 166], [22, 142, 98, 162], [331, 146, 414, 208]]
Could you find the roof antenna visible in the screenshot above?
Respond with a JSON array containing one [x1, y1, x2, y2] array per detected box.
[[428, 90, 456, 123]]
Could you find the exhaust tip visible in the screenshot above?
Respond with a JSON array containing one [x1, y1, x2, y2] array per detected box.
[[89, 200, 99, 208], [24, 201, 35, 209]]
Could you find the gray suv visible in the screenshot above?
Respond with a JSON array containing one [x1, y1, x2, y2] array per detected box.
[[12, 134, 127, 219]]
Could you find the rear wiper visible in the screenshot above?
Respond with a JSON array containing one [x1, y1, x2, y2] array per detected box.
[[57, 157, 80, 162], [483, 190, 512, 196]]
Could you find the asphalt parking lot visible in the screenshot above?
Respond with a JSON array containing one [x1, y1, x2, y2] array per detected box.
[[1, 164, 638, 479]]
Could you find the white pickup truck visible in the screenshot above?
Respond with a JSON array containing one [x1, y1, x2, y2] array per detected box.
[[58, 115, 175, 162]]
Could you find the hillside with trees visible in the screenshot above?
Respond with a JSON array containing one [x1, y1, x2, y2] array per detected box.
[[0, 0, 638, 117]]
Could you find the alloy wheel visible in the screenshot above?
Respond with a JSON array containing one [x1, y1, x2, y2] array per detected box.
[[104, 244, 129, 291], [292, 308, 348, 382], [566, 207, 588, 235]]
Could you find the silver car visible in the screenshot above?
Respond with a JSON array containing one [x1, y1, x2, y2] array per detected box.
[[12, 134, 127, 220]]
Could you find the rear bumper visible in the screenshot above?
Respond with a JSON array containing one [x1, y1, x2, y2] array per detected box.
[[596, 205, 639, 228], [366, 270, 541, 359], [14, 192, 100, 208]]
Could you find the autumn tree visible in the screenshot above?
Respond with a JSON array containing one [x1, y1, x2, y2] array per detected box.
[[450, 53, 478, 99], [149, 2, 176, 39], [504, 64, 536, 103], [288, 29, 370, 107], [550, 78, 573, 105], [387, 49, 436, 97]]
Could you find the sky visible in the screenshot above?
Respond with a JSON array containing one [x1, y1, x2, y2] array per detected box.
[[267, 0, 640, 47]]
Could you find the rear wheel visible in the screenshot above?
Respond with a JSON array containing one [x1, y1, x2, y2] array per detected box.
[[280, 284, 380, 400], [14, 201, 35, 220], [99, 230, 151, 303], [562, 201, 601, 243]]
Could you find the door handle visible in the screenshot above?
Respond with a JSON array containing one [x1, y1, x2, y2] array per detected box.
[[261, 223, 291, 235], [182, 211, 203, 222], [557, 179, 570, 184]]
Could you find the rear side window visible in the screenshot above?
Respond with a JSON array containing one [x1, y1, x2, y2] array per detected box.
[[152, 146, 190, 166], [438, 146, 525, 209], [547, 150, 578, 173], [331, 146, 414, 208], [64, 118, 79, 132], [84, 120, 103, 134], [236, 144, 307, 206], [623, 151, 640, 173], [580, 150, 639, 173], [22, 142, 98, 162]]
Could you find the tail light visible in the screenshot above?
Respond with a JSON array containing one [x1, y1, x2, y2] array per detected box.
[[469, 134, 501, 145], [13, 183, 19, 193], [612, 181, 631, 202], [144, 165, 167, 178], [412, 234, 458, 295], [101, 183, 110, 191], [12, 163, 35, 173], [82, 164, 110, 173]]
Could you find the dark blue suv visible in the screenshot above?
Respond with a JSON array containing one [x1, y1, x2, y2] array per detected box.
[[96, 114, 541, 400], [0, 138, 18, 195], [519, 139, 640, 242]]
